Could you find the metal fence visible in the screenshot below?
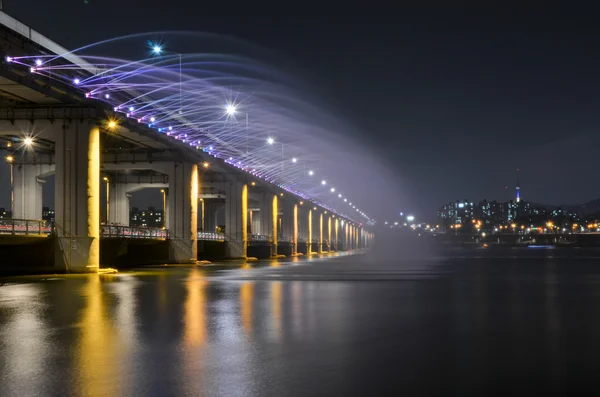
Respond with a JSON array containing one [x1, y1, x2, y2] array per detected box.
[[101, 225, 169, 239], [197, 231, 227, 241], [0, 219, 52, 235]]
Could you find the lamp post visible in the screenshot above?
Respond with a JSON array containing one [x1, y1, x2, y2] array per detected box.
[[6, 154, 13, 216], [103, 176, 109, 223], [160, 189, 167, 229]]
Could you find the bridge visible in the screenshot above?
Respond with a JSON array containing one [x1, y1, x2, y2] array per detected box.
[[0, 11, 373, 273]]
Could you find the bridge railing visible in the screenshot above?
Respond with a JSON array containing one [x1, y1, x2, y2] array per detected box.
[[197, 231, 227, 241], [0, 219, 52, 235], [101, 225, 168, 239]]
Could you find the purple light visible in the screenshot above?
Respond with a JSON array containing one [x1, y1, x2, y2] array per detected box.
[[129, 106, 134, 112], [105, 94, 110, 99], [5, 56, 12, 62], [73, 78, 80, 85], [35, 59, 42, 66], [85, 93, 90, 98], [150, 117, 156, 122]]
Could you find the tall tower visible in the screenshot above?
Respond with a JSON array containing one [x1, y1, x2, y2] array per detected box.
[[516, 168, 521, 203]]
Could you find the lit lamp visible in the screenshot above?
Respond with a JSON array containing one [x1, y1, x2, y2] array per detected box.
[[160, 189, 167, 228], [103, 176, 110, 223]]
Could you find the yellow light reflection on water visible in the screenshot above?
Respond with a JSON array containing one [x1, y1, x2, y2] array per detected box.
[[184, 268, 207, 347], [240, 282, 254, 335], [271, 281, 282, 339], [77, 275, 119, 397]]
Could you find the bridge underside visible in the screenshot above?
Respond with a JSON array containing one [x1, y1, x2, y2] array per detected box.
[[0, 26, 372, 273]]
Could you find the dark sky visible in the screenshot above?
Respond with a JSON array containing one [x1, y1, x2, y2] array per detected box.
[[3, 3, 600, 221]]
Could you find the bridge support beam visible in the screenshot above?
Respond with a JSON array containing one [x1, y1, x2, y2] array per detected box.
[[345, 223, 349, 251], [54, 121, 100, 273], [12, 163, 52, 220], [271, 194, 278, 257], [318, 212, 324, 254], [327, 216, 332, 252], [334, 218, 339, 251], [292, 203, 298, 256], [107, 182, 130, 226], [281, 200, 295, 255], [167, 162, 198, 263], [225, 181, 247, 259], [259, 192, 278, 257], [307, 208, 313, 254]]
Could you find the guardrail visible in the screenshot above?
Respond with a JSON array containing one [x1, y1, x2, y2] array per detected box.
[[101, 225, 168, 239], [197, 232, 227, 241], [0, 219, 52, 235]]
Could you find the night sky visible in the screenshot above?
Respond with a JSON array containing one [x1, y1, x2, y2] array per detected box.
[[3, 3, 600, 221]]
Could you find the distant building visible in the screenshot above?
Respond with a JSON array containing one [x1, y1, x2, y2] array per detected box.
[[478, 199, 503, 225], [130, 207, 164, 228], [437, 200, 475, 226], [42, 207, 55, 223], [0, 207, 11, 219]]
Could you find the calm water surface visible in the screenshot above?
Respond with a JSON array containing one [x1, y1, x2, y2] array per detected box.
[[3, 244, 600, 396]]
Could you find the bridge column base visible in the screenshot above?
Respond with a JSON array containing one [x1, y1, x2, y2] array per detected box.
[[54, 121, 100, 273], [167, 162, 198, 263], [224, 181, 247, 259]]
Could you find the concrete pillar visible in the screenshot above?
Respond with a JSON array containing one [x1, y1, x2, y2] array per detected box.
[[54, 121, 100, 273], [225, 181, 247, 259], [205, 200, 215, 232], [334, 218, 339, 251], [345, 223, 349, 250], [259, 194, 270, 236], [250, 210, 260, 236], [108, 182, 130, 226], [271, 194, 278, 257], [167, 162, 198, 263], [292, 204, 298, 256], [200, 198, 205, 231], [327, 216, 332, 252], [318, 212, 323, 254], [282, 200, 294, 240], [307, 209, 313, 254], [13, 164, 50, 220]]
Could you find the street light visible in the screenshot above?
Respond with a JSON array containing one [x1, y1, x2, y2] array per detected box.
[[6, 155, 13, 215], [225, 103, 237, 116], [103, 176, 110, 223], [23, 137, 33, 146], [160, 189, 167, 228]]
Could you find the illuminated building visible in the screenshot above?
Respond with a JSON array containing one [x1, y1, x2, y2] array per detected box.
[[42, 207, 55, 223], [130, 207, 163, 228]]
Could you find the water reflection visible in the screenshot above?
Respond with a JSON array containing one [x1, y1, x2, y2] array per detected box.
[[270, 281, 283, 339], [0, 284, 50, 397], [183, 268, 207, 347], [76, 275, 119, 397], [240, 282, 254, 335]]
